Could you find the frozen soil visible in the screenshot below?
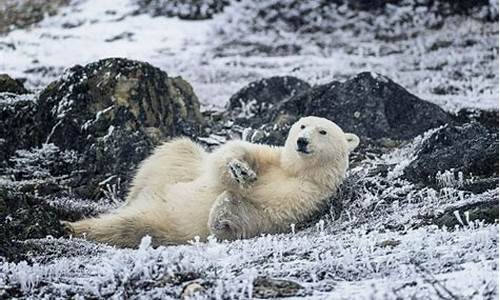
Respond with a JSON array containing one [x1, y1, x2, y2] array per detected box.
[[0, 0, 498, 299]]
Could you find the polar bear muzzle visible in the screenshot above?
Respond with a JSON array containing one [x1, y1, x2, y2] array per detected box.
[[296, 137, 311, 154]]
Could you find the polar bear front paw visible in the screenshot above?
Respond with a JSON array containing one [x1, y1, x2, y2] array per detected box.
[[228, 159, 257, 186]]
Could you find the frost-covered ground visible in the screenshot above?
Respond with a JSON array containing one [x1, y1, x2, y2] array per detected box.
[[1, 132, 499, 298], [1, 224, 497, 299], [0, 0, 498, 299]]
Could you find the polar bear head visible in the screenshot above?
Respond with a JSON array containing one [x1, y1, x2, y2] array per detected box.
[[281, 116, 359, 174]]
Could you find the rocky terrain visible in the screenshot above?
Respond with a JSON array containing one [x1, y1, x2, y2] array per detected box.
[[0, 0, 498, 299]]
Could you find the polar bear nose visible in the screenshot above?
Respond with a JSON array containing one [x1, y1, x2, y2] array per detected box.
[[297, 137, 309, 150]]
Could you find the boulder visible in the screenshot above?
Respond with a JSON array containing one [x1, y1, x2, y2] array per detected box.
[[2, 58, 205, 199], [0, 93, 40, 163], [37, 58, 203, 149], [229, 73, 452, 149], [403, 122, 498, 192], [227, 76, 310, 125], [0, 74, 28, 94], [280, 72, 452, 140]]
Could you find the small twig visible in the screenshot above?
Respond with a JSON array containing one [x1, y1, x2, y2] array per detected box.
[[410, 259, 461, 300]]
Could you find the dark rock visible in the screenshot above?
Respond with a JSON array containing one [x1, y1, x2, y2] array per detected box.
[[403, 123, 498, 192], [0, 94, 40, 163], [427, 200, 498, 228], [453, 108, 499, 131], [230, 73, 452, 149], [135, 0, 229, 20], [227, 76, 310, 125], [252, 277, 304, 298], [280, 72, 452, 140], [462, 177, 499, 194], [0, 74, 28, 94], [24, 58, 205, 199], [37, 58, 203, 148]]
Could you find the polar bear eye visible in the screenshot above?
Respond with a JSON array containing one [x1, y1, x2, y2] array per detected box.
[[319, 130, 327, 135], [300, 125, 306, 129]]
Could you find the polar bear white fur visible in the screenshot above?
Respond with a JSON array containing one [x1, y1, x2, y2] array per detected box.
[[66, 116, 359, 247]]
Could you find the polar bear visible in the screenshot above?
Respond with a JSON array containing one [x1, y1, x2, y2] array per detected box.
[[65, 116, 359, 247]]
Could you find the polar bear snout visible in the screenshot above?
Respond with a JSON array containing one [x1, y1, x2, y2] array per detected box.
[[296, 137, 311, 154]]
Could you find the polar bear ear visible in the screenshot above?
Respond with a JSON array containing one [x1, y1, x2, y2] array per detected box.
[[345, 133, 360, 152]]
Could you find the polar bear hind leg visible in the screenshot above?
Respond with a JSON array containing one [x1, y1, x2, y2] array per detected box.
[[126, 138, 207, 203], [63, 207, 177, 248]]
